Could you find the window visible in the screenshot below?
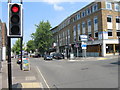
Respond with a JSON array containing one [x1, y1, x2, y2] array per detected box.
[[82, 22, 85, 28], [88, 20, 91, 26], [86, 8, 91, 15], [107, 15, 112, 22], [73, 25, 76, 41], [95, 32, 98, 37], [108, 30, 112, 36], [78, 24, 80, 40], [116, 16, 120, 23], [82, 22, 86, 34], [114, 3, 120, 11], [92, 4, 98, 12], [94, 17, 98, 24], [89, 34, 92, 37], [106, 44, 114, 53], [82, 11, 86, 17], [116, 30, 120, 36], [106, 2, 112, 10], [77, 13, 80, 20]]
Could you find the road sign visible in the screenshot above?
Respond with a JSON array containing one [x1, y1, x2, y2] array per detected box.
[[22, 58, 30, 71]]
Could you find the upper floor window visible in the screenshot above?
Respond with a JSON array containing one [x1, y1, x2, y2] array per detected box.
[[107, 15, 112, 22], [82, 22, 85, 28], [116, 16, 120, 23], [81, 11, 86, 17], [92, 4, 98, 12], [86, 8, 91, 15], [114, 3, 120, 11], [0, 26, 1, 31], [106, 2, 112, 10], [94, 17, 98, 24], [108, 29, 113, 36], [77, 13, 81, 20], [116, 30, 120, 36], [95, 32, 98, 38], [88, 19, 91, 26], [73, 25, 77, 35]]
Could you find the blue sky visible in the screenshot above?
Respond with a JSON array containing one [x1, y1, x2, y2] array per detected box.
[[1, 1, 90, 46]]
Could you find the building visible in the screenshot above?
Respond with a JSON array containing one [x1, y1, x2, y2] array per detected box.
[[1, 21, 7, 61], [0, 20, 2, 70], [51, 1, 120, 57]]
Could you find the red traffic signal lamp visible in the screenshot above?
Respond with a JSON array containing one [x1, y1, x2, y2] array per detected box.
[[11, 4, 20, 13], [8, 3, 23, 37]]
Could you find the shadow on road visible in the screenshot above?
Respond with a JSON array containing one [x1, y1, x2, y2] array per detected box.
[[110, 61, 120, 65], [12, 83, 22, 89]]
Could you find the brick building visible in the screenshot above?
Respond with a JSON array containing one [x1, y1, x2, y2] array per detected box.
[[0, 20, 7, 61], [51, 1, 120, 57], [0, 20, 2, 69]]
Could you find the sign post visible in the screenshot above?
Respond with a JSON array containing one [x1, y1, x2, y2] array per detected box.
[[79, 35, 88, 57], [7, 0, 23, 89], [7, 37, 12, 90]]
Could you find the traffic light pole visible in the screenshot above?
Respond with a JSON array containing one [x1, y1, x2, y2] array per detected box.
[[7, 37, 12, 90], [20, 37, 23, 70]]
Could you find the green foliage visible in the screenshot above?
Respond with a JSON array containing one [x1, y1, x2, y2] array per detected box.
[[26, 40, 35, 53], [12, 39, 24, 55], [31, 20, 53, 54]]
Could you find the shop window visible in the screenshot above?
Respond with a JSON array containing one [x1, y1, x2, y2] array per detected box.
[[106, 44, 114, 53], [115, 44, 119, 53]]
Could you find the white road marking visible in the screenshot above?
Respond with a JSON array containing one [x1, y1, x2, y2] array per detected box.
[[36, 66, 50, 89], [25, 76, 36, 81]]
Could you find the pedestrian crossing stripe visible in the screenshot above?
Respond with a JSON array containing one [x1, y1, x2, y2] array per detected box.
[[25, 76, 36, 81], [21, 82, 42, 88], [97, 58, 107, 60]]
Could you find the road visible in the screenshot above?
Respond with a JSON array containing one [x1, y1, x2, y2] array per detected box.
[[30, 57, 119, 88]]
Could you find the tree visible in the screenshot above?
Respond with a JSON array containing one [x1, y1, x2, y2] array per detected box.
[[12, 39, 24, 55], [26, 40, 35, 53], [31, 20, 53, 54]]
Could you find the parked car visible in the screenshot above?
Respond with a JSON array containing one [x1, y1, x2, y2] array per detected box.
[[52, 53, 64, 59], [44, 55, 52, 60]]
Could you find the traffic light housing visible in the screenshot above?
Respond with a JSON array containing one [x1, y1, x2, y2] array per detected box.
[[8, 3, 23, 37]]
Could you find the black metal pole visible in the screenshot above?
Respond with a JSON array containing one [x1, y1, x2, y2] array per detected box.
[[8, 0, 11, 3], [7, 37, 12, 90], [20, 38, 23, 70], [20, 0, 23, 4]]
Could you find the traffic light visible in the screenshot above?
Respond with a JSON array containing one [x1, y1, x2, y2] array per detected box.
[[8, 3, 23, 37]]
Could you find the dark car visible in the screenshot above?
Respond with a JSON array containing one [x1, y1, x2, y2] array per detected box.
[[44, 55, 52, 60], [52, 53, 64, 59]]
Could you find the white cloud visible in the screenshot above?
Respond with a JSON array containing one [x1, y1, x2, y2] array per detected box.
[[53, 4, 64, 11], [1, 0, 96, 2]]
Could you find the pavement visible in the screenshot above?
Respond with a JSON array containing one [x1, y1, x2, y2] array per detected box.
[[0, 55, 119, 89], [65, 55, 119, 61], [1, 59, 43, 89]]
